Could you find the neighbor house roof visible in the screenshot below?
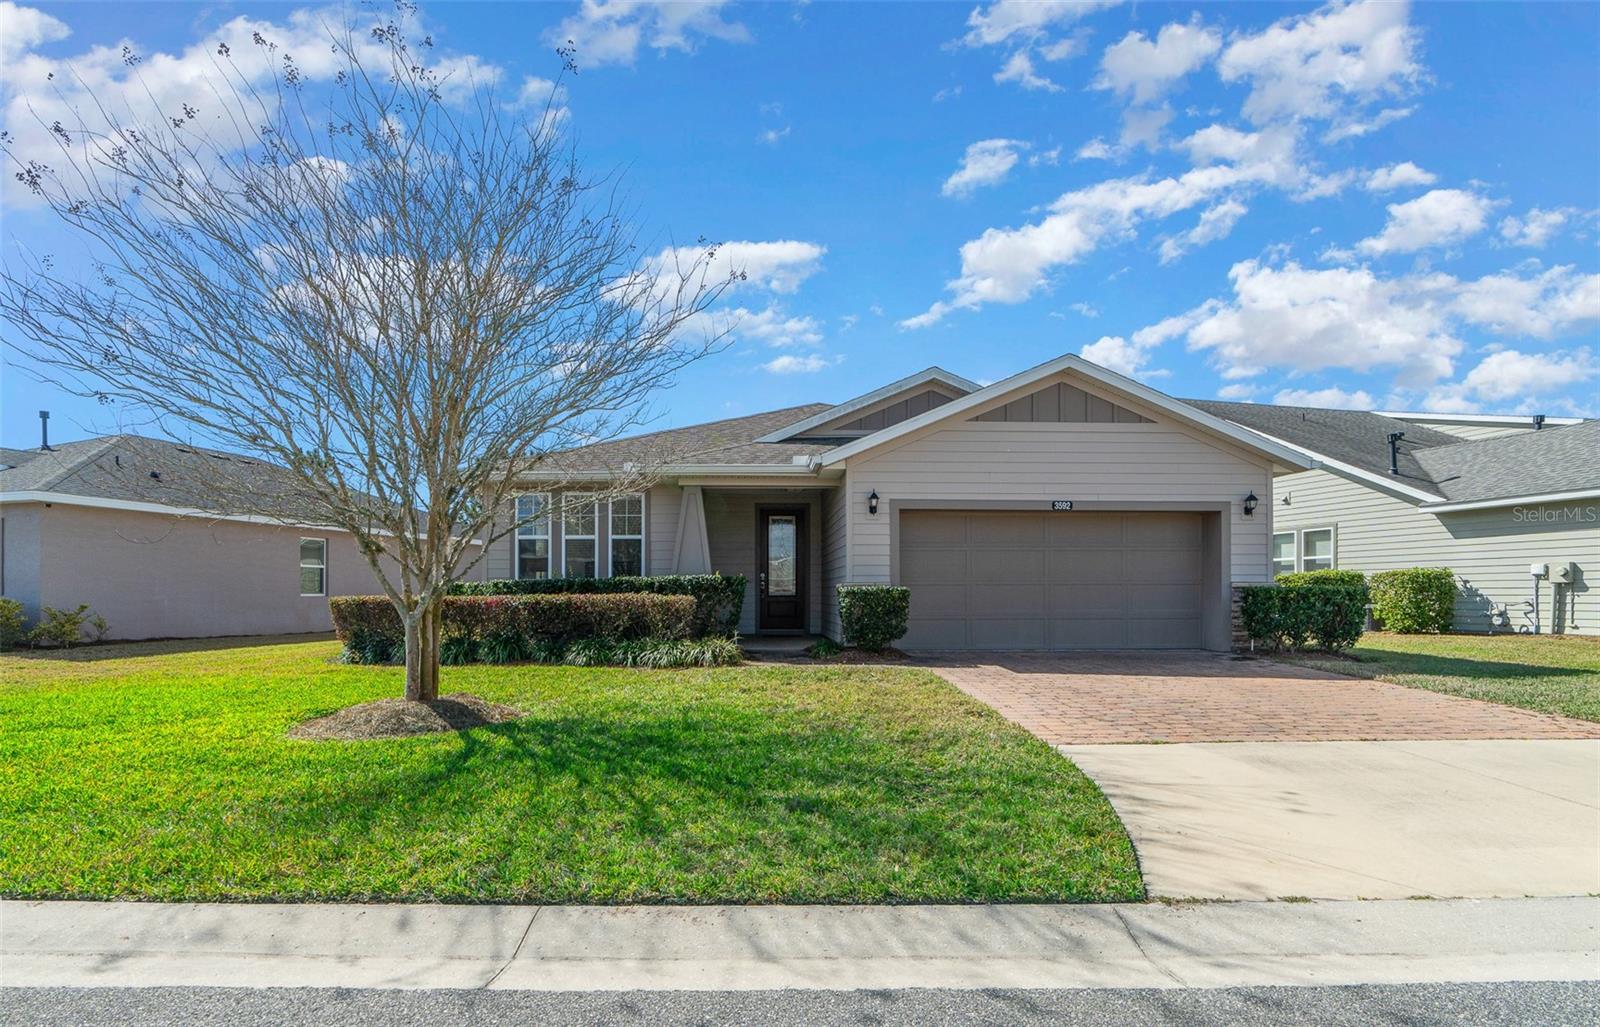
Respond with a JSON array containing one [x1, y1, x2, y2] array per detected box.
[[1, 435, 363, 527], [1188, 399, 1599, 508]]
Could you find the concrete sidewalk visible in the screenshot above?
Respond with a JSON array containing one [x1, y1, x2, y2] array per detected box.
[[4, 897, 1597, 992]]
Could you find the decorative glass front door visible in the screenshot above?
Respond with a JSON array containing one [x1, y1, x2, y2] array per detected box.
[[758, 508, 806, 630]]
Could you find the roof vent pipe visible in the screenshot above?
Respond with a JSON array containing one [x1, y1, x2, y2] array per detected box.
[[38, 410, 51, 451], [1533, 414, 1546, 431], [1386, 431, 1405, 475]]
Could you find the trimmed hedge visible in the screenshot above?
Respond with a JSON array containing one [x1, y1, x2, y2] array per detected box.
[[1276, 569, 1368, 588], [838, 585, 911, 652], [1370, 568, 1456, 633], [1239, 580, 1368, 652], [450, 575, 745, 638], [331, 593, 696, 665]]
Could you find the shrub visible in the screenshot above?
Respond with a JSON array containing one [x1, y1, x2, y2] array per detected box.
[[1238, 581, 1368, 652], [837, 585, 911, 652], [450, 575, 745, 638], [805, 637, 842, 659], [561, 636, 742, 668], [329, 593, 696, 663], [1370, 568, 1457, 633], [0, 599, 25, 651], [27, 604, 95, 649], [1276, 569, 1367, 588]]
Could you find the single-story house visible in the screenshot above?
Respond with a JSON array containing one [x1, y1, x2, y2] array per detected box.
[[498, 354, 1318, 651], [0, 434, 483, 640], [1185, 402, 1598, 636]]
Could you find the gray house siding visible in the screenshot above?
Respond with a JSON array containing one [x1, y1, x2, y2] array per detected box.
[[1273, 467, 1599, 634], [821, 483, 848, 639], [703, 488, 824, 635]]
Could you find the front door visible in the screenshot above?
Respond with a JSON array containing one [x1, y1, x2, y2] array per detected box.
[[757, 507, 807, 631]]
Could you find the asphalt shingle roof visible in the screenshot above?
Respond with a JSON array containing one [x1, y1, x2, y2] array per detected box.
[[541, 404, 836, 472], [0, 435, 342, 523], [1186, 399, 1597, 504]]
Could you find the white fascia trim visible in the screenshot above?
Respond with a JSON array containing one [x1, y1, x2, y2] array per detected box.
[[818, 354, 1316, 470], [516, 461, 832, 480], [753, 366, 982, 443], [0, 490, 485, 544], [1377, 410, 1586, 427], [1420, 488, 1600, 513], [1226, 430, 1446, 504]]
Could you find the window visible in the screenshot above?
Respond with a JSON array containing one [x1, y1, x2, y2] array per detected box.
[[514, 493, 551, 579], [562, 492, 598, 578], [1271, 532, 1296, 579], [609, 494, 644, 577], [299, 538, 327, 596], [1300, 527, 1336, 572]]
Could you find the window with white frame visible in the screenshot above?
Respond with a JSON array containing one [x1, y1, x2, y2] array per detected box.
[[514, 493, 551, 579], [299, 538, 327, 596], [562, 492, 598, 578], [1271, 532, 1296, 578], [609, 494, 644, 577], [1300, 527, 1336, 572]]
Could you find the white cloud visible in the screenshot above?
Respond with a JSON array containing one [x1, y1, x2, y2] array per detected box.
[[1364, 161, 1436, 192], [758, 125, 791, 145], [0, 2, 67, 67], [1029, 146, 1062, 167], [993, 50, 1061, 92], [1095, 16, 1222, 105], [942, 138, 1027, 197], [1272, 386, 1376, 409], [1118, 105, 1174, 151], [961, 0, 1121, 48], [1424, 348, 1599, 411], [644, 240, 826, 296], [1076, 137, 1116, 161], [1158, 198, 1248, 264], [544, 0, 750, 68], [1079, 335, 1148, 376], [1217, 383, 1258, 400], [762, 353, 837, 374], [729, 306, 823, 348], [1173, 260, 1600, 387], [1354, 188, 1493, 256], [1078, 304, 1219, 377], [1217, 0, 1421, 125], [1321, 105, 1413, 142], [904, 156, 1291, 326], [1069, 301, 1100, 318], [1499, 207, 1574, 248]]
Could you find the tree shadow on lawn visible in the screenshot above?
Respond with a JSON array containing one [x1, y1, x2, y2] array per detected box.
[[261, 706, 1117, 903], [1341, 648, 1597, 682], [5, 633, 332, 664]]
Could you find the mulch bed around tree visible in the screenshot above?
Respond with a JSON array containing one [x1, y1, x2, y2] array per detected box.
[[289, 692, 525, 740]]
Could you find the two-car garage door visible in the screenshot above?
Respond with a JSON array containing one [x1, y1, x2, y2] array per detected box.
[[898, 510, 1207, 650]]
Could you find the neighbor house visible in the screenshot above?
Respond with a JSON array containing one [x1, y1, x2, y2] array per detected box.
[[1186, 402, 1597, 636], [0, 434, 483, 640], [495, 355, 1318, 651]]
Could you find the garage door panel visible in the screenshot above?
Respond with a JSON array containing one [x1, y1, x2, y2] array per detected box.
[[970, 583, 1047, 616], [900, 510, 1209, 651], [900, 548, 969, 584], [1046, 515, 1125, 547], [1045, 549, 1124, 583], [1047, 584, 1129, 616], [967, 514, 1045, 546], [900, 511, 967, 547], [970, 618, 1047, 649], [1126, 548, 1201, 583], [970, 548, 1047, 583], [1125, 513, 1204, 548]]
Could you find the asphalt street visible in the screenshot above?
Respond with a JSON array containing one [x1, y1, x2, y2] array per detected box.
[[3, 982, 1597, 1027]]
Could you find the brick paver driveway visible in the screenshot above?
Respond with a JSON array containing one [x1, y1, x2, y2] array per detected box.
[[920, 650, 1600, 744]]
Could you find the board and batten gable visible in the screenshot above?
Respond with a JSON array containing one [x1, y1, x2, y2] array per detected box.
[[1273, 468, 1600, 634], [838, 373, 1277, 590]]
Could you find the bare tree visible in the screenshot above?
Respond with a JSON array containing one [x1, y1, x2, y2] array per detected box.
[[1, 10, 731, 701]]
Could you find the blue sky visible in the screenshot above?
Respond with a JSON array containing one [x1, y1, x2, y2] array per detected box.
[[3, 0, 1597, 447]]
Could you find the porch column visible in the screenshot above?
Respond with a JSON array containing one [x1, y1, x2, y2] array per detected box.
[[673, 486, 712, 574]]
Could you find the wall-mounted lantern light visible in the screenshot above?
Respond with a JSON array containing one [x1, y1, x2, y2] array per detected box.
[[868, 490, 880, 516], [1243, 491, 1258, 516]]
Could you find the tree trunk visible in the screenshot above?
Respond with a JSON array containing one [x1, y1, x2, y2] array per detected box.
[[404, 601, 441, 702]]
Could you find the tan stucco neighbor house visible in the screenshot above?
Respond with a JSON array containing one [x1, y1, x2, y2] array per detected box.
[[495, 355, 1319, 651], [0, 435, 482, 640], [1185, 402, 1598, 636]]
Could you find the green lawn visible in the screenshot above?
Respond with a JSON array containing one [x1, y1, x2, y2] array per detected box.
[[1283, 632, 1600, 722], [0, 637, 1141, 904]]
